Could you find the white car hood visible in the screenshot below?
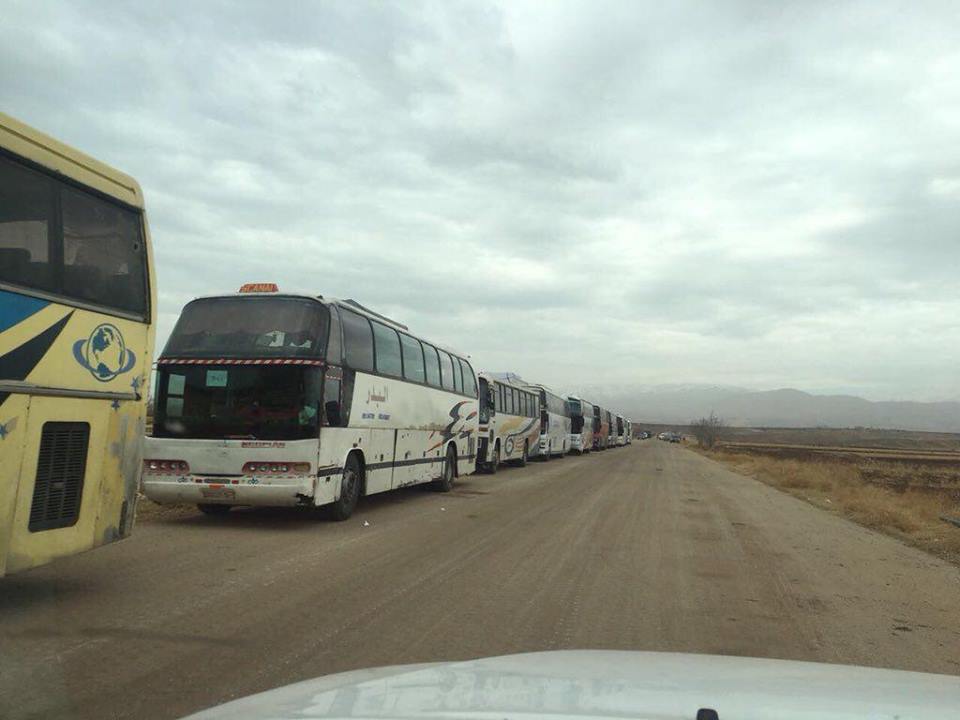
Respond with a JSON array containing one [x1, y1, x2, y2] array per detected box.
[[183, 650, 960, 720]]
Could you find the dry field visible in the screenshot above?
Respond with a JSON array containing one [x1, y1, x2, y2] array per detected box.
[[719, 426, 960, 451], [704, 446, 960, 564]]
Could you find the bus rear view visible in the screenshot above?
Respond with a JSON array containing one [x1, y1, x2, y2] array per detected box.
[[0, 112, 155, 576]]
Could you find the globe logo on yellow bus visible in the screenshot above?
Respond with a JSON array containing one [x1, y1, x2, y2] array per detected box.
[[72, 324, 136, 382]]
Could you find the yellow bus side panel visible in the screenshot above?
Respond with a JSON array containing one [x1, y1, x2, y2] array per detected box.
[[1, 308, 149, 574], [0, 393, 30, 577]]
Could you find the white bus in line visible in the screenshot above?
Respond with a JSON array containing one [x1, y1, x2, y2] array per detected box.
[[476, 374, 540, 472], [592, 404, 611, 450], [615, 414, 626, 446], [604, 409, 617, 448], [625, 419, 633, 444], [566, 396, 595, 454], [526, 384, 572, 459], [143, 286, 478, 519]]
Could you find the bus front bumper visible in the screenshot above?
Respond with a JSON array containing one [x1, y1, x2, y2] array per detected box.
[[569, 436, 585, 452], [143, 476, 321, 507]]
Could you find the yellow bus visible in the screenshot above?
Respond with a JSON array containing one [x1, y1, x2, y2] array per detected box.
[[0, 112, 155, 576]]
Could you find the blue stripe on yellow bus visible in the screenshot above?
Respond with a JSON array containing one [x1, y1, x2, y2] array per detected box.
[[0, 312, 73, 408], [0, 289, 49, 333]]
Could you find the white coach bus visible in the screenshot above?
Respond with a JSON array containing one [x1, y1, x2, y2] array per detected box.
[[526, 384, 572, 459], [625, 419, 633, 444], [565, 396, 595, 454], [615, 414, 626, 446], [604, 409, 617, 448], [143, 286, 478, 519], [476, 373, 540, 472]]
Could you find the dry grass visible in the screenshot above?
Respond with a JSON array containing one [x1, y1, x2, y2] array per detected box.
[[719, 426, 960, 452], [708, 450, 960, 564]]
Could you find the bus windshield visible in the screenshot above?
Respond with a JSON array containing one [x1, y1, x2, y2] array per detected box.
[[153, 365, 322, 440], [567, 399, 584, 432], [162, 296, 329, 358]]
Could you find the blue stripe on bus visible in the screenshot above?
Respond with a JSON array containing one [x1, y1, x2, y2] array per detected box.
[[0, 312, 73, 403], [0, 290, 50, 333]]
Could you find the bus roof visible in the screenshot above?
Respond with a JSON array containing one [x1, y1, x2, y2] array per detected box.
[[524, 382, 563, 400], [479, 372, 536, 391], [0, 111, 144, 209], [180, 291, 471, 360]]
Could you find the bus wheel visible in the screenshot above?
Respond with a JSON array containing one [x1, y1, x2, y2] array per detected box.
[[330, 454, 362, 521], [517, 441, 528, 467], [197, 504, 231, 516], [488, 443, 500, 474], [433, 445, 457, 492]]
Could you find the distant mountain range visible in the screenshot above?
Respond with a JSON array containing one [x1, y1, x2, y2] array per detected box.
[[572, 384, 960, 432]]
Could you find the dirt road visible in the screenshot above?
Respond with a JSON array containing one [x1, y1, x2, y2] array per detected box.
[[2, 442, 958, 719]]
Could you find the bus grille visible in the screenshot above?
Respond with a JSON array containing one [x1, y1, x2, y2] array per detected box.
[[29, 422, 90, 532]]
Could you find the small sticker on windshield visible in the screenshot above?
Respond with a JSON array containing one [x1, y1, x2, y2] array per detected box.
[[206, 369, 228, 387], [167, 374, 185, 395]]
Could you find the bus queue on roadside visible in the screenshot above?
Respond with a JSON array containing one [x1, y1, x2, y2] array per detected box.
[[0, 112, 634, 577]]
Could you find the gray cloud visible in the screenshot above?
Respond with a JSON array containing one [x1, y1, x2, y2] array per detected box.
[[2, 0, 958, 402]]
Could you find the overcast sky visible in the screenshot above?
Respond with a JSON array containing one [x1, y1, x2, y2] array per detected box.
[[3, 1, 959, 401]]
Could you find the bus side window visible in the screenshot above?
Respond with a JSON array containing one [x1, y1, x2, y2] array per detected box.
[[0, 157, 56, 295], [400, 334, 425, 383], [341, 309, 374, 371], [438, 350, 455, 391], [452, 356, 464, 393], [371, 321, 402, 378], [62, 186, 147, 315], [326, 305, 342, 365], [423, 343, 441, 387], [324, 376, 342, 427], [459, 358, 477, 397]]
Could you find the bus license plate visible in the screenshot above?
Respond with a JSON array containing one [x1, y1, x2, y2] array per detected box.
[[200, 487, 236, 499]]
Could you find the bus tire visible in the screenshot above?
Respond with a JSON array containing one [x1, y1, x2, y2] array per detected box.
[[488, 442, 500, 474], [197, 503, 231, 516], [329, 453, 362, 521], [433, 444, 457, 492]]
